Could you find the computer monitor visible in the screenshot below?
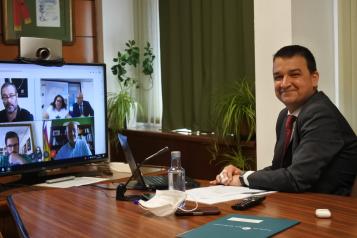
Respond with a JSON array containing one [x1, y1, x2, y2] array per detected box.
[[0, 61, 107, 183]]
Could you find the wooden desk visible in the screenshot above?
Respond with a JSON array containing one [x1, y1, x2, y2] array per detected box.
[[6, 185, 357, 238]]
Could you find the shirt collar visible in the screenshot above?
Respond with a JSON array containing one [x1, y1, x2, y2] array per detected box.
[[288, 107, 301, 117]]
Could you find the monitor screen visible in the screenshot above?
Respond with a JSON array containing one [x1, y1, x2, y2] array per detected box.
[[0, 61, 107, 179]]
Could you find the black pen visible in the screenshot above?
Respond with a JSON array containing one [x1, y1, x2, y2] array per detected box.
[[241, 191, 267, 194], [175, 208, 221, 216]]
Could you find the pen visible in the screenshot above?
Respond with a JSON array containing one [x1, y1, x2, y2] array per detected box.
[[175, 209, 221, 216], [241, 191, 267, 194], [46, 176, 76, 184], [192, 211, 209, 215]]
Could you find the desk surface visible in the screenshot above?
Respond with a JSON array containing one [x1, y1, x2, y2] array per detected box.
[[6, 184, 357, 238]]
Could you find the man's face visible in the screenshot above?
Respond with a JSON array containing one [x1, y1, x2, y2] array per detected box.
[[1, 85, 18, 113], [76, 94, 83, 104], [273, 56, 319, 112], [67, 124, 78, 145], [6, 137, 19, 155]]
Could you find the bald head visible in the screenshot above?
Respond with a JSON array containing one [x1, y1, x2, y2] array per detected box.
[[76, 92, 84, 104]]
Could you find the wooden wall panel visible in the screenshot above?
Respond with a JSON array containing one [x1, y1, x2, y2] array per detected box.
[[0, 0, 97, 63], [75, 0, 96, 36], [0, 42, 18, 60], [63, 37, 96, 63]]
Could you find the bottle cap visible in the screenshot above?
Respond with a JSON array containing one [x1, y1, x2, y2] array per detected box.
[[171, 151, 181, 157]]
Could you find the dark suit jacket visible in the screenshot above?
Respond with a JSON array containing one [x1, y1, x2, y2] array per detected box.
[[248, 91, 357, 195], [71, 101, 94, 117], [0, 106, 33, 122]]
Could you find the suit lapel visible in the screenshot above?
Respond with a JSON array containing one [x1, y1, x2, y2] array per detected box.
[[273, 116, 287, 169]]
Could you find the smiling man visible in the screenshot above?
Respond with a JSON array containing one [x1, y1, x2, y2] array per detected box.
[[54, 121, 92, 160], [211, 45, 357, 195]]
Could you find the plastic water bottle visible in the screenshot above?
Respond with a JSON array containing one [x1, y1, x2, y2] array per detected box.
[[168, 151, 186, 192]]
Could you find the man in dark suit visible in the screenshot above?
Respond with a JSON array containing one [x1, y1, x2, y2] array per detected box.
[[71, 92, 94, 117], [211, 45, 357, 195]]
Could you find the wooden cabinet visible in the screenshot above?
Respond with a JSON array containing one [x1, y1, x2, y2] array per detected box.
[[110, 129, 256, 180]]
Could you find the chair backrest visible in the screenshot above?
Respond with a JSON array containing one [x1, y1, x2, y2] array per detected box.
[[351, 175, 357, 197]]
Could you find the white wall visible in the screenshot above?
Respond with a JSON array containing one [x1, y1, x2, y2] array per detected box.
[[96, 0, 136, 94], [95, 0, 136, 159], [254, 0, 292, 169], [292, 0, 335, 100]]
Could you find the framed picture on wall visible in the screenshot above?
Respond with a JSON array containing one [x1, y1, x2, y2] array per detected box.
[[1, 0, 73, 44], [4, 78, 28, 98]]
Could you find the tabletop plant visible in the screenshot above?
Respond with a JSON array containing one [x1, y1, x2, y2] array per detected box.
[[210, 78, 256, 170], [107, 40, 155, 131]]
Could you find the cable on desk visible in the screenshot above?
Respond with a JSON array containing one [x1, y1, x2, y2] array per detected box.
[[84, 184, 117, 198]]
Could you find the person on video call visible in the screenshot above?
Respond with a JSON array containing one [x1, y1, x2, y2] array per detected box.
[[0, 82, 33, 122], [71, 92, 94, 117], [55, 121, 92, 160], [0, 131, 32, 167], [44, 94, 70, 119], [211, 45, 357, 196]]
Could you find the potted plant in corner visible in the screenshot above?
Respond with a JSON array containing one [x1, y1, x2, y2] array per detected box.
[[107, 40, 155, 132], [210, 79, 256, 170]]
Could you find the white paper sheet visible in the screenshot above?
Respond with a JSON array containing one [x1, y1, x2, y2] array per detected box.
[[35, 177, 110, 188], [36, 0, 61, 27], [186, 185, 275, 205], [109, 162, 132, 173]]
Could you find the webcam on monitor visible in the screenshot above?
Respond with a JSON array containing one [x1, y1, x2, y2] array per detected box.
[[19, 37, 63, 64]]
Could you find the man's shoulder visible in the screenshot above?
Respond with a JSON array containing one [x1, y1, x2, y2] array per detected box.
[[19, 154, 33, 162], [17, 107, 34, 120], [0, 155, 9, 166], [0, 155, 9, 161], [56, 143, 70, 157], [277, 108, 289, 121], [0, 109, 6, 120], [300, 91, 336, 115], [19, 107, 31, 114], [76, 139, 88, 146]]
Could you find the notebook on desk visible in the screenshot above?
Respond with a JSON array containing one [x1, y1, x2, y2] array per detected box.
[[117, 133, 199, 190], [177, 214, 300, 238]]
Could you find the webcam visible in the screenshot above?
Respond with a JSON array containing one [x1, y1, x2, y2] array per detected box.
[[19, 37, 62, 61], [36, 47, 51, 60]]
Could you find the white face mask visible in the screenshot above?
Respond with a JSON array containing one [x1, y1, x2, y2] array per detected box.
[[138, 190, 186, 217]]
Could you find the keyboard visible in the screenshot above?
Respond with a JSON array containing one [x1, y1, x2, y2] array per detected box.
[[143, 175, 200, 189]]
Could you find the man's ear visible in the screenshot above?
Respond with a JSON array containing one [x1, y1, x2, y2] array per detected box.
[[312, 71, 319, 89]]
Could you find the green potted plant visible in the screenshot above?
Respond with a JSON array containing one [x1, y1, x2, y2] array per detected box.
[[215, 79, 256, 140], [210, 79, 256, 169], [107, 40, 155, 131]]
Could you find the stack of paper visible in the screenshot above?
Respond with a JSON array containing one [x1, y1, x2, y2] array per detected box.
[[186, 185, 275, 204]]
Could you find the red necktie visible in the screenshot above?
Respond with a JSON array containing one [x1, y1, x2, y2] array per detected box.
[[283, 115, 296, 155]]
